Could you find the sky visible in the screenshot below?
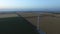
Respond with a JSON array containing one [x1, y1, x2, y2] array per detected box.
[[0, 0, 60, 11]]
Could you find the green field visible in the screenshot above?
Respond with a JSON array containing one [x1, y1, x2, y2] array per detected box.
[[0, 16, 39, 34]]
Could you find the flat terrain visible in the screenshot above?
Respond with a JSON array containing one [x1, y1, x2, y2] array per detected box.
[[0, 14, 39, 34], [0, 13, 18, 18], [17, 12, 60, 34], [0, 11, 60, 34], [40, 15, 60, 34]]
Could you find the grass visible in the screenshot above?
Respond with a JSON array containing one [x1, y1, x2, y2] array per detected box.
[[0, 17, 39, 34]]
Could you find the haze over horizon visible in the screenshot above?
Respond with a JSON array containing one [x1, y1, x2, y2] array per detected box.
[[0, 0, 60, 11]]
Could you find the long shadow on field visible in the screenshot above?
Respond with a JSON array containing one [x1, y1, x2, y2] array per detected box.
[[0, 15, 39, 34]]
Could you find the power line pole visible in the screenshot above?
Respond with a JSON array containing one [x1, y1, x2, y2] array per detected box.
[[37, 16, 40, 30], [37, 16, 40, 34], [37, 16, 46, 34]]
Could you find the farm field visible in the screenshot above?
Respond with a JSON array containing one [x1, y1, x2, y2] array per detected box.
[[0, 13, 39, 34], [18, 12, 60, 34]]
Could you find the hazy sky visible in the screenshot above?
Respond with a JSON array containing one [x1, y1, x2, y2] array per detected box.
[[0, 0, 60, 11]]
